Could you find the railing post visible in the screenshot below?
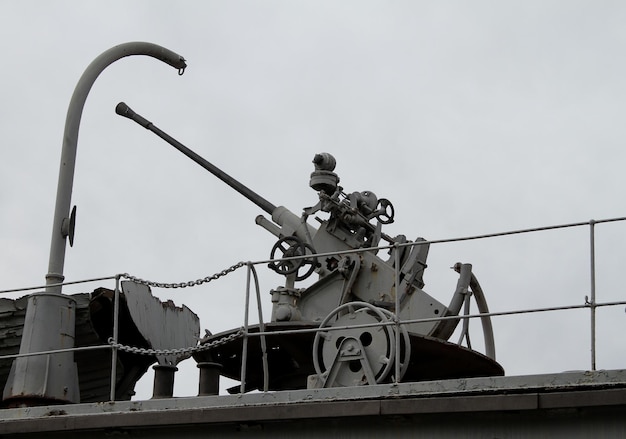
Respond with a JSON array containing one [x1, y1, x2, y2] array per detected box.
[[394, 243, 401, 384], [239, 262, 252, 394], [589, 220, 597, 371], [109, 274, 121, 401], [251, 264, 269, 392]]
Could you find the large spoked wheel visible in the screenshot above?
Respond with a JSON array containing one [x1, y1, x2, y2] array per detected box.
[[313, 302, 410, 387], [268, 236, 318, 281]]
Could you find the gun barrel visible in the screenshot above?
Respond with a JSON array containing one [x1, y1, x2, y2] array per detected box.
[[116, 102, 277, 215]]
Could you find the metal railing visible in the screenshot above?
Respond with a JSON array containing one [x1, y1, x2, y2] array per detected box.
[[1, 216, 626, 401]]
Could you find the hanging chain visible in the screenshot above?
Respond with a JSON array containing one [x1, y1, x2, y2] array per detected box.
[[120, 261, 246, 289], [108, 328, 244, 357], [112, 262, 248, 356]]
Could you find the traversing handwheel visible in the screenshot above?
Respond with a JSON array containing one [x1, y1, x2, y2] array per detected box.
[[268, 235, 318, 281]]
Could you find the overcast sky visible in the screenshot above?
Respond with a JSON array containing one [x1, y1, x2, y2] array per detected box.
[[1, 1, 626, 398]]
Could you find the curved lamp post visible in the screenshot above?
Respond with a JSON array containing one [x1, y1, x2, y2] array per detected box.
[[47, 42, 187, 291], [3, 42, 187, 406]]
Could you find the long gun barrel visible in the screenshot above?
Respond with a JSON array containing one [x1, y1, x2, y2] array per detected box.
[[115, 102, 277, 215]]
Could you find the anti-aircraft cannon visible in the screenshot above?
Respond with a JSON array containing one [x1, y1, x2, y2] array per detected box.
[[117, 103, 503, 392]]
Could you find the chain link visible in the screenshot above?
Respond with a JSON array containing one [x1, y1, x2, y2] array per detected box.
[[108, 328, 244, 357], [111, 263, 247, 357], [120, 261, 246, 289]]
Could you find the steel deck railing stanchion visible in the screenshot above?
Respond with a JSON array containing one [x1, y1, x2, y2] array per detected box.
[[589, 220, 597, 371], [240, 263, 252, 394], [109, 274, 121, 401], [394, 244, 401, 384]]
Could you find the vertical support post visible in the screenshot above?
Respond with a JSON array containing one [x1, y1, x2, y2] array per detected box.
[[109, 275, 121, 401], [393, 243, 401, 384], [197, 362, 222, 396], [589, 220, 597, 371], [46, 43, 186, 293], [3, 42, 187, 407], [240, 262, 252, 394], [251, 264, 269, 392], [152, 365, 177, 399]]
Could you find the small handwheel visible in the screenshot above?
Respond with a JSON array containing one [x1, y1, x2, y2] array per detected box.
[[268, 236, 318, 281], [313, 302, 396, 386], [375, 198, 395, 224]]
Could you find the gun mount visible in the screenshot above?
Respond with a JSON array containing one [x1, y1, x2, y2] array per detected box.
[[117, 103, 503, 392]]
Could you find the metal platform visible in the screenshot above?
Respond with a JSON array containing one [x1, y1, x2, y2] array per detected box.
[[195, 322, 501, 392]]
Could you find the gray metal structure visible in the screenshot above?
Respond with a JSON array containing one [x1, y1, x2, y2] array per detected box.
[[116, 104, 502, 391], [2, 43, 187, 407], [3, 43, 626, 437]]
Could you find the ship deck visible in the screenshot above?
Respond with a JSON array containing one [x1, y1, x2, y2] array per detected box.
[[2, 369, 626, 437]]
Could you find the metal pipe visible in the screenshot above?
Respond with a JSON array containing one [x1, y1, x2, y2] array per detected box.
[[109, 275, 121, 401], [589, 220, 597, 371], [468, 273, 496, 360], [0, 275, 116, 295], [152, 365, 178, 399], [47, 42, 186, 292], [250, 264, 269, 392], [430, 263, 472, 340], [197, 362, 222, 396], [0, 344, 111, 361], [198, 297, 626, 340], [240, 263, 253, 394], [4, 42, 186, 407], [394, 243, 401, 383], [457, 292, 473, 348], [115, 102, 277, 215]]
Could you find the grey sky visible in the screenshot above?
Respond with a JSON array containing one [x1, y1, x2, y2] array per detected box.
[[1, 1, 625, 398]]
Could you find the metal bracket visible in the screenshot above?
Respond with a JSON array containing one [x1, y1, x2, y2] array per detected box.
[[61, 205, 77, 247], [321, 337, 378, 388]]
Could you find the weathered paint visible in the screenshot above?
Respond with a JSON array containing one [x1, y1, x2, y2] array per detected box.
[[121, 281, 200, 366], [1, 370, 626, 437]]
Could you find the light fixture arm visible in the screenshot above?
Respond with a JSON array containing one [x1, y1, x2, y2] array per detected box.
[[1, 43, 187, 407], [45, 42, 186, 293]]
